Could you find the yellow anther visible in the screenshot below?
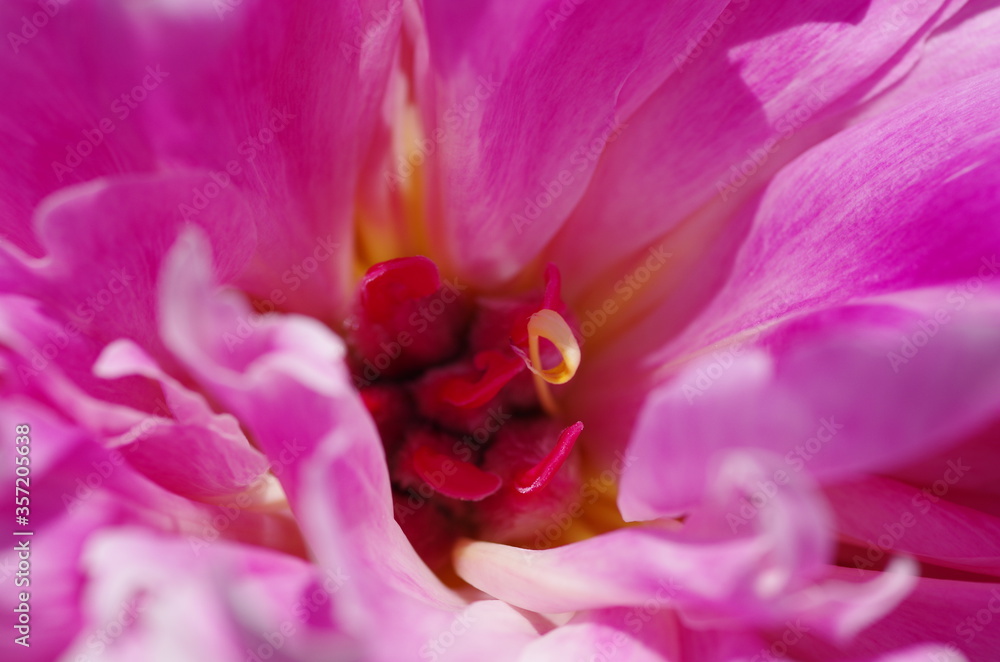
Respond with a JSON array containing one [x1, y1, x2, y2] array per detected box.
[[524, 309, 581, 414]]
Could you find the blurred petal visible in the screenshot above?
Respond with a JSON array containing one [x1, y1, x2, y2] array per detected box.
[[457, 452, 913, 643], [827, 475, 1000, 578], [621, 291, 1000, 518], [60, 529, 354, 662]]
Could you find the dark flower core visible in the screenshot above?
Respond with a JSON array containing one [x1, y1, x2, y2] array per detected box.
[[344, 256, 584, 571]]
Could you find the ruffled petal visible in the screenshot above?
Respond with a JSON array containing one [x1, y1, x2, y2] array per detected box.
[[457, 452, 913, 644], [0, 0, 399, 314], [621, 290, 1000, 518]]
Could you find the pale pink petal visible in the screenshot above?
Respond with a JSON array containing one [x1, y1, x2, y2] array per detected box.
[[60, 528, 353, 662], [518, 607, 679, 662], [92, 339, 271, 503], [572, 69, 1000, 474], [153, 230, 555, 658], [456, 451, 913, 643], [859, 1, 1000, 121], [610, 69, 1000, 375], [0, 174, 255, 371], [620, 290, 1000, 519]]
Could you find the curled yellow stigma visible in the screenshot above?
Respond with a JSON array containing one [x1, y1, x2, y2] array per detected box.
[[525, 309, 581, 414]]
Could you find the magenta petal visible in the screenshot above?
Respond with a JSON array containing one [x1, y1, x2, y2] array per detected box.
[[826, 475, 1000, 578], [2, 0, 399, 314], [860, 1, 1000, 120], [547, 0, 965, 295], [0, 174, 256, 372], [418, 0, 730, 285], [801, 573, 1000, 661]]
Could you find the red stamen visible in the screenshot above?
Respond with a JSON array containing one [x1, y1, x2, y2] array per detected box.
[[542, 263, 563, 310], [439, 350, 525, 409], [413, 446, 503, 501], [514, 421, 583, 494], [511, 264, 565, 348], [360, 256, 441, 324]]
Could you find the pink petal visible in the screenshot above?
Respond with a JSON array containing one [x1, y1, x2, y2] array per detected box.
[[859, 1, 1000, 121], [548, 0, 965, 298], [456, 451, 912, 642], [570, 68, 1000, 474], [1, 0, 399, 314], [798, 573, 1000, 661], [609, 69, 1000, 376], [93, 339, 271, 503], [417, 0, 730, 285], [0, 174, 256, 371], [826, 475, 1000, 578], [621, 291, 1000, 519], [59, 529, 353, 662], [518, 607, 679, 662]]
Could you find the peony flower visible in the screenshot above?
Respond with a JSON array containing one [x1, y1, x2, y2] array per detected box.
[[2, 0, 1000, 660]]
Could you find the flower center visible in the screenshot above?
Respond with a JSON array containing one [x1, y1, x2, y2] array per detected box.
[[344, 256, 584, 571]]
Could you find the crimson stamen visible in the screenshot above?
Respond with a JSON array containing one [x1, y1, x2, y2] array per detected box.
[[440, 350, 525, 409], [514, 421, 584, 494], [413, 446, 503, 501], [359, 256, 441, 324], [542, 263, 563, 310]]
